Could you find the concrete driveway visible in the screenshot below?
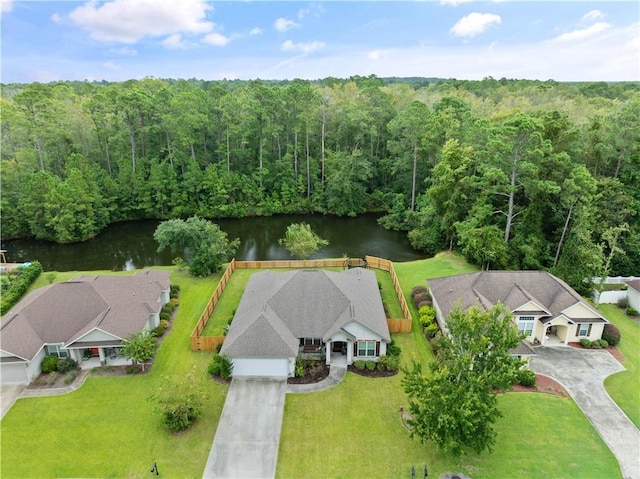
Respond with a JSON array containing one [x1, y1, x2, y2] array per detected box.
[[203, 378, 287, 479], [530, 347, 640, 479], [1, 384, 26, 420]]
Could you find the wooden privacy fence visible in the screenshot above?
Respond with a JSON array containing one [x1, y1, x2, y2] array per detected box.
[[366, 255, 413, 329], [191, 256, 414, 351]]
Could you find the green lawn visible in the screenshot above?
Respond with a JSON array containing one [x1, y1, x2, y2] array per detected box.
[[277, 254, 620, 479], [1, 268, 226, 478], [601, 304, 640, 428]]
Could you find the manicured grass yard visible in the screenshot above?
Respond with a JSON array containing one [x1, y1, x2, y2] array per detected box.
[[601, 304, 640, 428], [1, 257, 624, 478], [1, 268, 227, 478], [277, 253, 620, 479]]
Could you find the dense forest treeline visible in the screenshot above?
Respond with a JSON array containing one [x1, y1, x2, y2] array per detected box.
[[1, 76, 638, 290]]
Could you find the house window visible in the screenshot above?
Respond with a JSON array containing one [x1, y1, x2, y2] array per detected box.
[[302, 338, 321, 346], [357, 341, 376, 357], [517, 316, 535, 336], [45, 344, 68, 358], [577, 323, 591, 337]]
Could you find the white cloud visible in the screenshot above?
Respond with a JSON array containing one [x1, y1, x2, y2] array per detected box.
[[440, 0, 473, 6], [250, 27, 263, 36], [275, 17, 300, 32], [582, 10, 604, 22], [162, 34, 191, 50], [451, 12, 501, 38], [202, 32, 231, 46], [110, 46, 138, 56], [51, 13, 63, 23], [282, 40, 325, 54], [298, 4, 326, 19], [554, 22, 610, 42], [66, 0, 213, 43], [367, 50, 389, 61], [1, 0, 13, 14]]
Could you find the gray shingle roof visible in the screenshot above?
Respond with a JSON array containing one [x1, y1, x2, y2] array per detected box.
[[428, 271, 606, 323], [221, 268, 389, 358], [1, 270, 170, 361], [627, 279, 640, 292]]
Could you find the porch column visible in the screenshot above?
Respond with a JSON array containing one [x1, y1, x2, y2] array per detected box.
[[347, 341, 353, 365], [325, 343, 331, 365], [98, 347, 106, 366]]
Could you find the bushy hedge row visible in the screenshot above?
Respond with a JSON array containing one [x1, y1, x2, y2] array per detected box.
[[580, 338, 609, 349], [1, 261, 43, 315], [40, 355, 78, 374]]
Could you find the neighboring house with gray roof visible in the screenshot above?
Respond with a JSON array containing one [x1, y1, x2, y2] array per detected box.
[[220, 268, 391, 378], [428, 271, 608, 350], [626, 279, 640, 311], [0, 270, 170, 385]]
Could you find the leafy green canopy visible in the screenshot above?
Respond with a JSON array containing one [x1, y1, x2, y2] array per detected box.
[[154, 216, 239, 276], [402, 303, 523, 457], [120, 330, 157, 372], [278, 222, 329, 259]]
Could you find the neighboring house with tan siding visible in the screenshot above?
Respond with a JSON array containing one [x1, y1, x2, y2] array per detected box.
[[221, 268, 390, 378], [428, 271, 608, 349], [0, 270, 170, 385]]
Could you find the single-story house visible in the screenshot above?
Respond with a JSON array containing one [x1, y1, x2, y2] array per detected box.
[[428, 271, 608, 349], [220, 268, 391, 378], [626, 279, 640, 311], [0, 270, 170, 385]]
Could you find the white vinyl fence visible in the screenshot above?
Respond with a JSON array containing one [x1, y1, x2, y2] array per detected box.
[[591, 276, 640, 305]]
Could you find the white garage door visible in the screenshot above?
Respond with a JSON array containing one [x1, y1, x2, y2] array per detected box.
[[231, 357, 290, 378], [0, 363, 28, 384]]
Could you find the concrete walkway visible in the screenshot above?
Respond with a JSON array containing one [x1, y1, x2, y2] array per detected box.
[[287, 353, 347, 393], [530, 347, 640, 479]]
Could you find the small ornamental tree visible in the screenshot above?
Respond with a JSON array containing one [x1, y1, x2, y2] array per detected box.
[[151, 370, 207, 433], [402, 303, 523, 457], [278, 223, 329, 260], [601, 323, 621, 346], [120, 330, 157, 372]]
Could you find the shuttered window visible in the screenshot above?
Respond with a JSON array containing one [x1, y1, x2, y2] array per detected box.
[[357, 341, 376, 357], [577, 323, 592, 337]]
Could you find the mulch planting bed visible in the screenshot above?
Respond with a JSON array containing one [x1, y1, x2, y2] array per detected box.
[[568, 342, 625, 362], [510, 374, 569, 397], [347, 366, 398, 378], [287, 362, 330, 384]]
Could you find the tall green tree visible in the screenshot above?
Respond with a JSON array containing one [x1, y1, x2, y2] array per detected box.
[[402, 303, 523, 457], [153, 216, 239, 276], [121, 330, 157, 372]]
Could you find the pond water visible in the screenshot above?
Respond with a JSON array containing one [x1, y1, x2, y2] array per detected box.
[[1, 214, 424, 272]]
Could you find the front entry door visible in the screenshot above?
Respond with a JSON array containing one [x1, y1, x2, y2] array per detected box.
[[332, 341, 346, 354]]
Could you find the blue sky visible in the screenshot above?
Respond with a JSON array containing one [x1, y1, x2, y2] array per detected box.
[[1, 1, 638, 83]]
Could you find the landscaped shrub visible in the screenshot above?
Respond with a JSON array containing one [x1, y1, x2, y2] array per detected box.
[[294, 357, 304, 377], [64, 371, 78, 384], [169, 298, 179, 307], [170, 284, 180, 299], [387, 339, 401, 357], [41, 355, 59, 374], [377, 354, 400, 372], [580, 338, 591, 348], [430, 333, 445, 356], [208, 354, 233, 380], [590, 340, 602, 349], [516, 369, 536, 387], [602, 324, 621, 346], [164, 301, 176, 314], [597, 339, 609, 348], [411, 285, 427, 297], [412, 292, 428, 308], [160, 319, 170, 329], [0, 261, 43, 315], [160, 310, 171, 321], [353, 360, 366, 370], [365, 361, 376, 371], [626, 307, 639, 316], [57, 357, 78, 373], [152, 324, 166, 337], [152, 370, 207, 433], [617, 296, 630, 309]]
